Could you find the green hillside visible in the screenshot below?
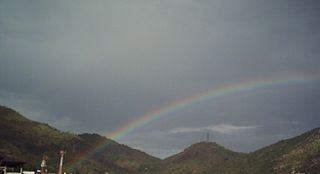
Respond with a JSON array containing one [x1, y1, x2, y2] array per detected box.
[[246, 127, 320, 174], [0, 105, 319, 174], [0, 106, 160, 174], [161, 128, 320, 174], [161, 142, 246, 174]]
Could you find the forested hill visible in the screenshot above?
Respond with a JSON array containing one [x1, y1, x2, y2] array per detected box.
[[1, 105, 319, 174], [161, 128, 320, 174], [0, 105, 160, 174]]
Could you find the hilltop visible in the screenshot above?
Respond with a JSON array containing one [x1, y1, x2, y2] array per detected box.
[[0, 105, 319, 174], [161, 142, 246, 174], [161, 128, 320, 174], [0, 106, 160, 174]]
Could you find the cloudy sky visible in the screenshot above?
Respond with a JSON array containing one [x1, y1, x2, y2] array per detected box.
[[1, 0, 320, 158]]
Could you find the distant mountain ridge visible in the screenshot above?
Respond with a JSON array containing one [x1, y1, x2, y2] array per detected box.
[[160, 129, 320, 174], [0, 105, 319, 174]]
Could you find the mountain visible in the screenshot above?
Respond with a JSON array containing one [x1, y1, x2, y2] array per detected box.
[[1, 105, 319, 174], [161, 128, 320, 174], [0, 105, 160, 174], [161, 142, 246, 174], [246, 127, 320, 174]]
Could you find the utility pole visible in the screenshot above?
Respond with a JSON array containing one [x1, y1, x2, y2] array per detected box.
[[206, 131, 210, 142], [58, 150, 66, 174]]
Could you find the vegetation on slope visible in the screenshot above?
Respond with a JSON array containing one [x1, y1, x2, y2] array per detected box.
[[247, 127, 320, 174], [161, 129, 320, 174], [0, 105, 160, 174], [1, 105, 319, 174], [161, 142, 246, 174]]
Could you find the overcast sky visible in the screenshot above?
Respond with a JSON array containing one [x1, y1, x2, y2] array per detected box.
[[1, 0, 320, 158]]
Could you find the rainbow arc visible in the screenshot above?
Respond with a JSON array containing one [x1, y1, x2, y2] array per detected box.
[[66, 73, 320, 170]]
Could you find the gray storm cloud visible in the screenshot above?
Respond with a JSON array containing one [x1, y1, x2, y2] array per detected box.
[[1, 0, 320, 158]]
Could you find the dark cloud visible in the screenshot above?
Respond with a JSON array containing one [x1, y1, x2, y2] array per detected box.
[[1, 0, 320, 158]]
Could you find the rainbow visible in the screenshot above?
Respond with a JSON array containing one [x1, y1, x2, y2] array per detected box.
[[66, 73, 320, 170]]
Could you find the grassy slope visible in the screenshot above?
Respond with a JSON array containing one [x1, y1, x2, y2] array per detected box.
[[161, 142, 246, 174], [162, 129, 320, 174], [0, 106, 75, 170], [0, 106, 160, 174], [247, 127, 320, 174], [1, 105, 319, 174]]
